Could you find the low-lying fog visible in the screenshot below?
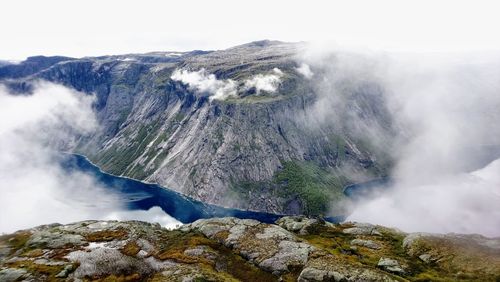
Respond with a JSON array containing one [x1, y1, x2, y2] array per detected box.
[[0, 83, 181, 233]]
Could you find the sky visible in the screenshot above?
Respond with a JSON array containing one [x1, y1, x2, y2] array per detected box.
[[2, 0, 500, 60]]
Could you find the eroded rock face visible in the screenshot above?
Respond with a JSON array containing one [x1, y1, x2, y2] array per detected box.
[[0, 42, 394, 215], [1, 217, 499, 281]]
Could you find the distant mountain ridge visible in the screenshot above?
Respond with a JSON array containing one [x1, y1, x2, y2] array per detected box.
[[0, 41, 393, 216]]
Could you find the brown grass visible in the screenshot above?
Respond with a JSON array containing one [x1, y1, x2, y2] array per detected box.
[[85, 229, 128, 242]]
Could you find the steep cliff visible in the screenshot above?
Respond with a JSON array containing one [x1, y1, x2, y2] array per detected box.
[[0, 41, 394, 215]]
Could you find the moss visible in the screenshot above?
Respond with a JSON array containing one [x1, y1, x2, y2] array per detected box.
[[154, 230, 216, 262], [151, 229, 277, 281], [214, 247, 277, 282], [24, 248, 44, 258], [6, 260, 66, 281], [94, 273, 142, 282], [85, 229, 128, 242], [120, 241, 141, 257]]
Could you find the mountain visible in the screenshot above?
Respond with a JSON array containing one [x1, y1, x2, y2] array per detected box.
[[1, 217, 499, 281], [0, 41, 394, 215]]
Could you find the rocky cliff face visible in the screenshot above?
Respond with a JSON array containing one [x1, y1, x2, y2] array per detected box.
[[1, 218, 499, 281], [0, 41, 394, 215]]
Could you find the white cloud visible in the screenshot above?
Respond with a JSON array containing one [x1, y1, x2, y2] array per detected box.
[[171, 68, 237, 100], [0, 82, 181, 233], [299, 47, 500, 236], [296, 63, 314, 79], [369, 55, 500, 237], [243, 68, 283, 94], [103, 206, 182, 230], [348, 158, 500, 237]]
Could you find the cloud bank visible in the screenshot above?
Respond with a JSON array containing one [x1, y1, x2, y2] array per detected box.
[[171, 68, 284, 100], [348, 159, 500, 236], [171, 68, 237, 100], [299, 47, 500, 236], [243, 68, 283, 94], [0, 82, 180, 233], [295, 63, 314, 79]]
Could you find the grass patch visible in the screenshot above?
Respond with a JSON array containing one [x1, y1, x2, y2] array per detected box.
[[6, 259, 67, 281], [0, 231, 32, 254]]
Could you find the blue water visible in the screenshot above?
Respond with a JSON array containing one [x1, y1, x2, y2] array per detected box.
[[61, 154, 340, 224], [343, 177, 391, 200]]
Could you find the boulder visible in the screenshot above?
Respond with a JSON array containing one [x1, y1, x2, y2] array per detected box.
[[377, 257, 404, 274], [350, 239, 381, 250]]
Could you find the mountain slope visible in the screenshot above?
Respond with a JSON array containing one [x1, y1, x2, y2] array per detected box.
[[0, 41, 394, 215]]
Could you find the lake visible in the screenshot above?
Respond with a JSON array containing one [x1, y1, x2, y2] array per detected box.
[[61, 154, 326, 224]]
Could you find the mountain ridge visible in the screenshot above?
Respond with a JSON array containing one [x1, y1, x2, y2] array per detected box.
[[0, 41, 394, 216]]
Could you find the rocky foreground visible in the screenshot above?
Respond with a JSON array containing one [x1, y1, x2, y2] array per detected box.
[[0, 217, 499, 281]]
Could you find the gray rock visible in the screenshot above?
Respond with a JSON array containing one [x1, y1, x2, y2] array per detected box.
[[55, 264, 74, 278], [0, 268, 28, 282], [343, 223, 382, 236], [184, 246, 207, 257], [259, 240, 314, 274], [350, 239, 381, 250], [298, 267, 345, 281], [28, 230, 85, 249], [66, 247, 154, 278], [34, 258, 66, 266], [276, 216, 321, 235], [418, 254, 432, 263], [378, 257, 404, 274], [256, 226, 295, 241]]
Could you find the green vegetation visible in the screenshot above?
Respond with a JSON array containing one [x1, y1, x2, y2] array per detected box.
[[274, 161, 347, 215], [153, 230, 276, 281]]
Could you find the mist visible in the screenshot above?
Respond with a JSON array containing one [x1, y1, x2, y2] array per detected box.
[[0, 82, 180, 233], [171, 68, 285, 100], [299, 46, 500, 236]]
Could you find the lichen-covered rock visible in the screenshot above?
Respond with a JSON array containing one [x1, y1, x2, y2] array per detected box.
[[298, 267, 345, 281], [259, 240, 314, 274], [377, 258, 404, 274], [276, 216, 323, 235], [27, 230, 85, 249], [184, 217, 315, 274], [302, 255, 396, 281], [350, 239, 381, 250], [1, 219, 499, 281], [0, 268, 29, 282], [343, 222, 382, 236]]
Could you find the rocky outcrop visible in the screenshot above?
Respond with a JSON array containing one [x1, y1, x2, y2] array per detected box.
[[2, 217, 498, 281]]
